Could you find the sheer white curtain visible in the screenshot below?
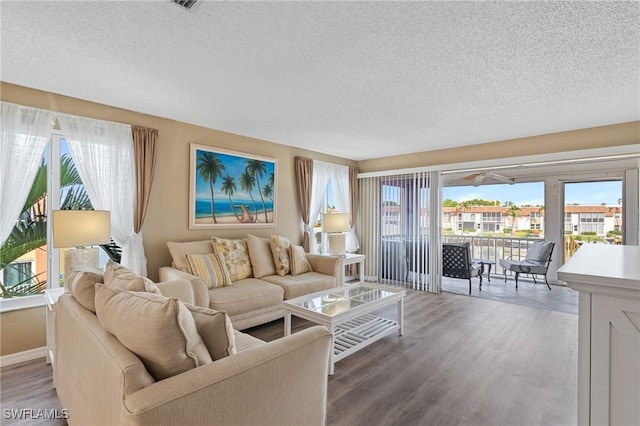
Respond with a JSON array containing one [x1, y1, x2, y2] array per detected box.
[[0, 103, 55, 246], [57, 113, 147, 276], [330, 164, 360, 252], [308, 161, 332, 254]]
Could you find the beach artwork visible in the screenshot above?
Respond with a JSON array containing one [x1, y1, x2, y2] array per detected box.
[[189, 144, 277, 228]]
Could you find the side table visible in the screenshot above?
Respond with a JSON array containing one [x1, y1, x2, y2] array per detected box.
[[340, 253, 365, 284], [44, 287, 65, 387]]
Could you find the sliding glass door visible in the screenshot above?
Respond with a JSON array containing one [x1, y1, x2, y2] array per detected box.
[[359, 171, 441, 292]]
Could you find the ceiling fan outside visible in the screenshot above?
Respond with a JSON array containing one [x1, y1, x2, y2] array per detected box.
[[463, 171, 515, 186]]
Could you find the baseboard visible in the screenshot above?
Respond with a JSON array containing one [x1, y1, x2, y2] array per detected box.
[[0, 347, 47, 368]]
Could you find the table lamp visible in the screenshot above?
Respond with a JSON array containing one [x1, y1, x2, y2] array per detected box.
[[53, 210, 111, 281], [322, 213, 350, 256]]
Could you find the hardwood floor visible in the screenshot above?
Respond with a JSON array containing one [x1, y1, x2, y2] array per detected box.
[[1, 290, 577, 426]]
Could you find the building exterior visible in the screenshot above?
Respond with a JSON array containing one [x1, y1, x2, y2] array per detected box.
[[442, 205, 622, 236]]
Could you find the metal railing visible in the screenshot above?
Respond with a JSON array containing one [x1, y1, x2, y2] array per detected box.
[[442, 235, 542, 276]]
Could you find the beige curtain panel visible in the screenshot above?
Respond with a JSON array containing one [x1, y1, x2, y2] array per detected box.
[[294, 156, 313, 252], [132, 126, 158, 233]]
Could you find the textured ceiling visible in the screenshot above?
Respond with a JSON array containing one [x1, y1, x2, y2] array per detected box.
[[1, 1, 638, 161]]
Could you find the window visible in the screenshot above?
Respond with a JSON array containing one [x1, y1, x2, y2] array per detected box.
[[530, 223, 541, 230], [530, 212, 541, 218], [2, 261, 33, 287], [0, 135, 105, 300]]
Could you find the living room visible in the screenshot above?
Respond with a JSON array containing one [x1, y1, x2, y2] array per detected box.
[[1, 1, 639, 425]]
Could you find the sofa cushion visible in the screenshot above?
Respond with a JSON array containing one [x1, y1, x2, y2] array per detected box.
[[186, 253, 232, 288], [66, 267, 103, 313], [185, 304, 236, 360], [246, 234, 277, 278], [103, 260, 160, 294], [167, 240, 214, 272], [289, 245, 312, 276], [262, 272, 336, 300], [270, 234, 291, 276], [525, 241, 554, 263], [212, 237, 253, 281], [207, 278, 284, 317], [95, 284, 212, 381]]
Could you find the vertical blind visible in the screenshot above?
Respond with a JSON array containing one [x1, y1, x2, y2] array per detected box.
[[358, 171, 441, 292]]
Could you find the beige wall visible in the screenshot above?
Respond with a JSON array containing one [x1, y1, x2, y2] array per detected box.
[[1, 81, 356, 356], [358, 121, 640, 173], [1, 82, 356, 282], [2, 81, 638, 357], [0, 306, 46, 356]]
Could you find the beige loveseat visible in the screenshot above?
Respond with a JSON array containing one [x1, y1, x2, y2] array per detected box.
[[159, 234, 341, 330], [55, 263, 332, 426]]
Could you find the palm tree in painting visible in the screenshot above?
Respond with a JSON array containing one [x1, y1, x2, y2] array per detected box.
[[220, 175, 242, 222], [263, 182, 273, 202], [245, 160, 269, 223], [240, 170, 259, 222], [196, 152, 225, 224]]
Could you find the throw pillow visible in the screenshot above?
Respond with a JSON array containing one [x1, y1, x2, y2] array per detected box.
[[66, 267, 104, 313], [103, 260, 160, 294], [186, 253, 232, 288], [211, 237, 253, 281], [269, 234, 291, 276], [94, 284, 212, 381], [167, 240, 214, 272], [289, 244, 312, 276], [185, 304, 236, 360], [246, 234, 277, 278]]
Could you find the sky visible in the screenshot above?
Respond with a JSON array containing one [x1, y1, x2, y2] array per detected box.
[[444, 181, 622, 206]]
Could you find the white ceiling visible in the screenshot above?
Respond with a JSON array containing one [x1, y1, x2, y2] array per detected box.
[[1, 1, 638, 161]]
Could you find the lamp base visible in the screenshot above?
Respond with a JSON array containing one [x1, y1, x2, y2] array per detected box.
[[64, 248, 100, 285], [328, 233, 346, 256]]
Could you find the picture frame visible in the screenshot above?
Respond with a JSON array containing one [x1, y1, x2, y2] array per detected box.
[[189, 144, 277, 229]]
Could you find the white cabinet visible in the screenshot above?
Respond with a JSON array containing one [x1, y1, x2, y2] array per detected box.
[[557, 245, 640, 426]]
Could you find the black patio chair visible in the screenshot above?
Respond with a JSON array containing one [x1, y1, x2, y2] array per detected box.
[[442, 242, 483, 295]]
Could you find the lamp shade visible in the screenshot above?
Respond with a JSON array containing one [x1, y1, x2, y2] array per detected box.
[[322, 213, 350, 233], [53, 210, 111, 248]]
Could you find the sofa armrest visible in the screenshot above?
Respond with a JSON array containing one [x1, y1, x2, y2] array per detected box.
[[306, 254, 341, 282], [123, 326, 332, 426], [155, 279, 197, 305], [158, 266, 209, 308]]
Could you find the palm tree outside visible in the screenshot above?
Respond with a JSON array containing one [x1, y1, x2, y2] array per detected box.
[[0, 154, 93, 298]]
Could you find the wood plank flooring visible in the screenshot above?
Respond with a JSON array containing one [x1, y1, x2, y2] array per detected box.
[[1, 290, 578, 426]]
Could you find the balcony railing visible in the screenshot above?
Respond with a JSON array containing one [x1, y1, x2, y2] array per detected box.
[[442, 235, 543, 276]]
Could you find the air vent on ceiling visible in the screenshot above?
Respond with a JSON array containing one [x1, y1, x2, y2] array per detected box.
[[171, 0, 198, 10]]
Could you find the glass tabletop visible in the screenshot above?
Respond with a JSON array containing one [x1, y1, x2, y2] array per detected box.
[[289, 285, 398, 316]]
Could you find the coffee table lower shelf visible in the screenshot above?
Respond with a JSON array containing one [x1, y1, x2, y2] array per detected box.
[[333, 314, 399, 362]]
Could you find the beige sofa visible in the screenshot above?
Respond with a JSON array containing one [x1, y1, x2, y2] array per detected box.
[[159, 235, 342, 330], [55, 265, 332, 426]]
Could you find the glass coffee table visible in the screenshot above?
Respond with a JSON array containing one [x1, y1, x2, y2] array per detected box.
[[283, 283, 405, 375]]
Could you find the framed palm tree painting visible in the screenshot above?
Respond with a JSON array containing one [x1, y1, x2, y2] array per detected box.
[[189, 144, 277, 229]]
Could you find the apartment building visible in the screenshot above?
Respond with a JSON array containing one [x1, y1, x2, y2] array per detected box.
[[442, 205, 623, 236]]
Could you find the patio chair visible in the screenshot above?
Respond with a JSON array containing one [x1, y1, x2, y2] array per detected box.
[[442, 242, 483, 295], [499, 240, 555, 290]]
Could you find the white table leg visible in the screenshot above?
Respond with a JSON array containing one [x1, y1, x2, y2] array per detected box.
[[398, 298, 404, 336], [284, 312, 292, 336], [328, 324, 335, 375], [359, 259, 364, 283]]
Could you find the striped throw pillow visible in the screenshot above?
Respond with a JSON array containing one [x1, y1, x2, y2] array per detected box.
[[186, 253, 232, 288], [289, 244, 312, 276]]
